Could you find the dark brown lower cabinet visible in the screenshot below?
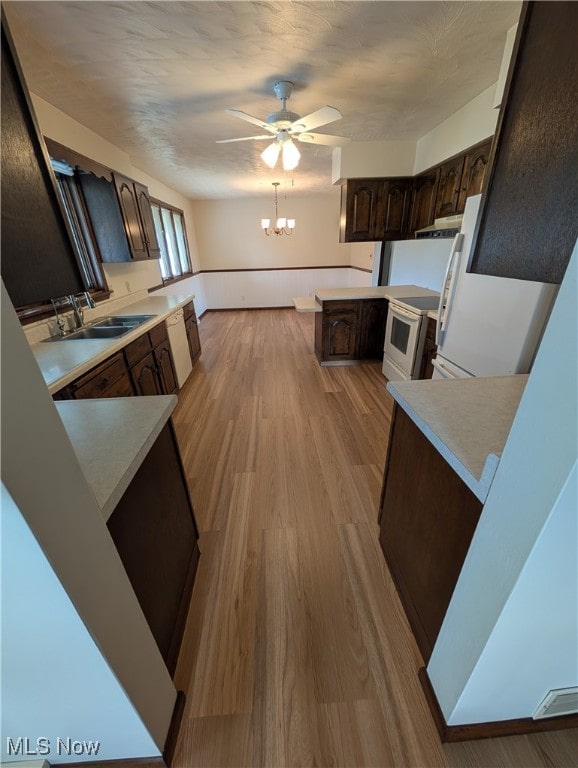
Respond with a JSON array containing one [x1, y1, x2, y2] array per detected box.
[[130, 351, 162, 396], [315, 298, 387, 364], [378, 405, 482, 662], [183, 301, 201, 366], [106, 420, 200, 676], [59, 351, 134, 399]]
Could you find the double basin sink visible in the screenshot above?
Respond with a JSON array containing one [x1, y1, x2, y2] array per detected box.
[[45, 314, 156, 342]]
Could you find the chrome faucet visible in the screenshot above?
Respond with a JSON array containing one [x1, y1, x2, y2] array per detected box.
[[68, 291, 96, 330]]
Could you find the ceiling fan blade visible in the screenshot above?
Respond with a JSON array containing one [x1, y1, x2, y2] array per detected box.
[[289, 106, 343, 133], [216, 134, 272, 144], [224, 109, 277, 133], [295, 132, 351, 147]]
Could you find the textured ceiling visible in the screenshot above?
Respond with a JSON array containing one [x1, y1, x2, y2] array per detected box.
[[4, 1, 520, 199]]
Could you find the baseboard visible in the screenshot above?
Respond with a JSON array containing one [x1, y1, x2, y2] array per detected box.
[[201, 306, 293, 312], [418, 667, 578, 742]]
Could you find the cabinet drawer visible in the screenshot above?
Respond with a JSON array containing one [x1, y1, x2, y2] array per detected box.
[[149, 321, 168, 349], [124, 332, 153, 366], [322, 300, 360, 316], [70, 353, 130, 398]]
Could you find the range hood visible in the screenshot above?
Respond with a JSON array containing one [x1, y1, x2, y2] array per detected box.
[[415, 213, 463, 239]]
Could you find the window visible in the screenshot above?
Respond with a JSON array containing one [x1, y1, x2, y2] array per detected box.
[[151, 201, 192, 282]]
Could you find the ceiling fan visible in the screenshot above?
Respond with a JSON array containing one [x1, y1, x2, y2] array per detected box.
[[216, 80, 350, 170]]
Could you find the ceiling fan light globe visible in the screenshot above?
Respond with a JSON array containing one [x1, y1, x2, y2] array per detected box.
[[261, 142, 280, 168], [282, 140, 300, 171]]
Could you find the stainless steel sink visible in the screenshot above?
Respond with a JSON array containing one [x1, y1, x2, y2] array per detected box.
[[46, 326, 132, 341], [43, 313, 156, 341], [92, 314, 156, 328]]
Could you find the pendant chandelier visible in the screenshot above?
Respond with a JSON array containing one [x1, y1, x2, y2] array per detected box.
[[261, 182, 295, 236]]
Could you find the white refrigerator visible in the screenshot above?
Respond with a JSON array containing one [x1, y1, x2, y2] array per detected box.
[[433, 195, 558, 379]]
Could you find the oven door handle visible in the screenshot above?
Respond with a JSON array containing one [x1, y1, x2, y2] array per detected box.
[[436, 233, 464, 345], [390, 304, 421, 322]]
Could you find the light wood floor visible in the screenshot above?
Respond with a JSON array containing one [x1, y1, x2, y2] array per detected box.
[[170, 309, 576, 768]]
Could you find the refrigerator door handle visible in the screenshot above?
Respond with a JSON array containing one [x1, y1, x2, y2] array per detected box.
[[436, 233, 464, 345]]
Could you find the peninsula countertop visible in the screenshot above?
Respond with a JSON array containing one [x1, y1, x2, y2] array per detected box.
[[56, 395, 177, 522], [387, 375, 528, 502], [30, 293, 194, 394], [314, 285, 440, 303]]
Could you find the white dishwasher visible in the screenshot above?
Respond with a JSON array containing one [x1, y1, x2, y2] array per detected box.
[[166, 309, 193, 388]]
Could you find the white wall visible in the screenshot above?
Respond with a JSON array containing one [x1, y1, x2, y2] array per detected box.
[[1, 485, 158, 763], [332, 140, 416, 182], [413, 85, 498, 174], [388, 240, 452, 292], [192, 190, 348, 271], [1, 283, 177, 757], [428, 241, 578, 724], [449, 462, 578, 723]]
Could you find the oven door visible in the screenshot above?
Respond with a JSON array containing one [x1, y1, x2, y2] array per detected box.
[[383, 304, 422, 379]]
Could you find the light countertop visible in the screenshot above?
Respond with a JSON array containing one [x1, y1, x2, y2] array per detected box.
[[31, 293, 194, 394], [314, 285, 439, 303], [293, 296, 322, 312], [387, 375, 528, 502], [56, 396, 176, 522]]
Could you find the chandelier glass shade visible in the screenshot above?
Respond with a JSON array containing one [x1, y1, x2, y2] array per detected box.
[[261, 182, 295, 236]]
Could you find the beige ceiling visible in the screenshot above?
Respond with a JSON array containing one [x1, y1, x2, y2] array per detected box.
[[4, 1, 520, 200]]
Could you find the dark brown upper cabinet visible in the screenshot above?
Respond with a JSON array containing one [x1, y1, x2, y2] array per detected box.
[[339, 138, 493, 243], [133, 182, 161, 260], [375, 179, 413, 240], [434, 155, 466, 218], [457, 141, 492, 213], [469, 2, 578, 284], [340, 179, 382, 241], [340, 177, 412, 242], [409, 170, 440, 233], [1, 12, 85, 308], [113, 173, 160, 261]]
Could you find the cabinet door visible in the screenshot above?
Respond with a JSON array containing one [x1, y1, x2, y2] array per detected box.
[[375, 179, 413, 240], [379, 406, 482, 661], [113, 173, 148, 260], [134, 181, 161, 259], [469, 3, 578, 284], [457, 141, 492, 213], [106, 421, 199, 675], [154, 340, 178, 395], [341, 180, 381, 242], [409, 171, 440, 233], [434, 156, 466, 218], [358, 299, 387, 359], [130, 352, 162, 396], [185, 315, 202, 365]]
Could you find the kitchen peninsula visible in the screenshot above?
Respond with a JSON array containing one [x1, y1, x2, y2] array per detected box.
[[378, 374, 527, 662], [29, 293, 196, 395], [294, 284, 439, 365]]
